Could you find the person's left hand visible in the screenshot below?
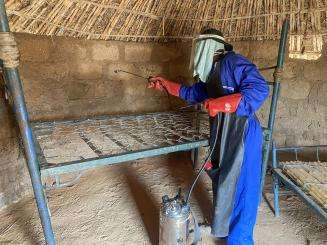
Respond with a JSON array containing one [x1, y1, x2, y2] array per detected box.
[[204, 161, 213, 171], [204, 93, 242, 117]]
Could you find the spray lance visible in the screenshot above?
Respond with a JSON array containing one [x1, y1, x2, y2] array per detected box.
[[154, 69, 220, 243], [114, 69, 176, 109], [115, 69, 218, 244], [114, 69, 200, 110], [114, 69, 151, 80]]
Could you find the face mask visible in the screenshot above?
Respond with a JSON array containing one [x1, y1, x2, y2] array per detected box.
[[189, 35, 226, 83], [213, 49, 226, 62]]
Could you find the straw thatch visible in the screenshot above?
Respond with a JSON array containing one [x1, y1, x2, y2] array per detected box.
[[4, 0, 327, 42]]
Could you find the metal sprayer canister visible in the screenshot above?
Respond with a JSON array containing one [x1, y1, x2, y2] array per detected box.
[[159, 193, 192, 245]]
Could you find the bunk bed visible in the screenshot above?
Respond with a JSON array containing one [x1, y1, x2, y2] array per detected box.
[[33, 111, 210, 178], [0, 1, 289, 243], [272, 144, 327, 222]]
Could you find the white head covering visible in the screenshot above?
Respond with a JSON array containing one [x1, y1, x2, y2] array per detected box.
[[189, 34, 225, 83]]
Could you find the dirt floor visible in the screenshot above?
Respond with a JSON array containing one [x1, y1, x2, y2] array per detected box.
[[0, 153, 326, 245]]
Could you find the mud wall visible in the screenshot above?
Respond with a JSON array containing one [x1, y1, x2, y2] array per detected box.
[[0, 33, 326, 208], [16, 34, 188, 121], [0, 33, 185, 208], [236, 41, 327, 147]]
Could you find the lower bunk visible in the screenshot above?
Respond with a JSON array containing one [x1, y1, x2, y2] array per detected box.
[[272, 144, 327, 222]]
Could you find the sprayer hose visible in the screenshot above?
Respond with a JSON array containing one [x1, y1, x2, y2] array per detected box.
[[186, 120, 220, 203]]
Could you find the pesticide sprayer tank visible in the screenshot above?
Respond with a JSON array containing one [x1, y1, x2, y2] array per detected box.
[[159, 192, 192, 245]]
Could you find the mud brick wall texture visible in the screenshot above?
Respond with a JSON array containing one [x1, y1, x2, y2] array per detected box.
[[0, 33, 326, 208], [16, 34, 186, 120]]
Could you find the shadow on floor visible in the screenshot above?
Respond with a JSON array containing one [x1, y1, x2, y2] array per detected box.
[[122, 166, 159, 245], [262, 179, 327, 243], [164, 153, 213, 223], [2, 201, 40, 244], [121, 153, 213, 244]]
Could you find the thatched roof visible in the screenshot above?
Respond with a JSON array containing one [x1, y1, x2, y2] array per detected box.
[[5, 0, 327, 42]]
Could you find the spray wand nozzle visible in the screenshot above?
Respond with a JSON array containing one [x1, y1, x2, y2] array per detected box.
[[114, 69, 152, 81], [113, 69, 201, 111]]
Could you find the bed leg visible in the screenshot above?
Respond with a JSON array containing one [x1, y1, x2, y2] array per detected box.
[[0, 1, 56, 243], [192, 108, 201, 170], [191, 148, 199, 169], [273, 174, 280, 217]]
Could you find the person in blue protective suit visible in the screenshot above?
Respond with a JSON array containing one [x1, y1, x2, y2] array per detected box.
[[148, 28, 269, 245]]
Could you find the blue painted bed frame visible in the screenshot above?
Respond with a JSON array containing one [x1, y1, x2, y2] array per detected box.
[[272, 143, 327, 222]]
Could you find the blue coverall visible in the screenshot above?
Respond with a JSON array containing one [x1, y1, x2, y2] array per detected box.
[[179, 52, 269, 244]]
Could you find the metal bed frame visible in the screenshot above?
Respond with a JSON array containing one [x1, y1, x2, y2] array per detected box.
[[34, 111, 210, 177], [0, 1, 289, 243], [272, 143, 327, 222]]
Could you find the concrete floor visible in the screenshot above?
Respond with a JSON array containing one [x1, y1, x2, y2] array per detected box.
[[0, 153, 326, 244]]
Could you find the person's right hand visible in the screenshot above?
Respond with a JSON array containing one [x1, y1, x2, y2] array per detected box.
[[147, 76, 167, 91], [148, 76, 181, 97]]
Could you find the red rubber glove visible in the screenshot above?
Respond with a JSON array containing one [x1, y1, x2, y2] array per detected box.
[[148, 76, 181, 97], [204, 93, 242, 117], [204, 161, 213, 171]]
